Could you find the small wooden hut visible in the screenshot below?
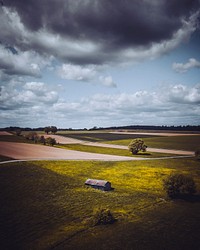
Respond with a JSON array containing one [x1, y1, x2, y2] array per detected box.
[[85, 179, 112, 191]]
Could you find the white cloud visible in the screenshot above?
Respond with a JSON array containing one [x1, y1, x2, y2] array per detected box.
[[57, 63, 117, 87], [172, 58, 200, 73], [99, 76, 117, 87], [166, 84, 200, 103], [57, 64, 97, 81], [24, 82, 47, 95], [0, 81, 59, 111], [1, 83, 199, 128], [49, 84, 200, 128], [0, 44, 52, 77]]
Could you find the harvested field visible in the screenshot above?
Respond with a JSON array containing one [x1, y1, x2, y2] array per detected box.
[[0, 131, 13, 136], [0, 141, 138, 161], [58, 132, 162, 142]]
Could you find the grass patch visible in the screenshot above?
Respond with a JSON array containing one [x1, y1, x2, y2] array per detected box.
[[104, 135, 200, 152], [0, 159, 200, 249], [56, 144, 176, 158], [145, 135, 200, 151]]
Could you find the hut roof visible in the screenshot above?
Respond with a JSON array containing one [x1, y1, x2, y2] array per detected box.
[[85, 179, 110, 187]]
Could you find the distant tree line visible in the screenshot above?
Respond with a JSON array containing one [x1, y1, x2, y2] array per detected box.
[[1, 125, 200, 132], [90, 125, 200, 131]]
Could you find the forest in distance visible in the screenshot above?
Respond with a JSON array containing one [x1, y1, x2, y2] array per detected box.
[[1, 124, 200, 132]]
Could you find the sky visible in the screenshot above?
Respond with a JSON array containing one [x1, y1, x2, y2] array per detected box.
[[0, 0, 200, 129]]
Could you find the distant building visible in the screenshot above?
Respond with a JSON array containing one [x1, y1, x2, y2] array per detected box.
[[85, 179, 112, 191]]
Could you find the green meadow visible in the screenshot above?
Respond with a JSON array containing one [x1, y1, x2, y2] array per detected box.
[[0, 158, 200, 249], [57, 144, 175, 158]]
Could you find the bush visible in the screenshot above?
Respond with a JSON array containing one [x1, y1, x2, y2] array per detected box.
[[45, 137, 56, 146], [163, 173, 196, 199], [92, 208, 116, 226], [128, 138, 147, 155]]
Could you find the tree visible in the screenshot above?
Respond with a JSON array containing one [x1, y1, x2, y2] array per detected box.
[[163, 173, 196, 199], [46, 137, 56, 146], [128, 138, 147, 154], [51, 126, 57, 134], [44, 126, 51, 134]]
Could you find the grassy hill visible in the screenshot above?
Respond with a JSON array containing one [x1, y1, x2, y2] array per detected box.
[[0, 159, 200, 249]]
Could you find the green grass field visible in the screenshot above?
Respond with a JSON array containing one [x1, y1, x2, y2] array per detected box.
[[0, 159, 200, 249], [57, 144, 175, 158], [104, 135, 200, 152]]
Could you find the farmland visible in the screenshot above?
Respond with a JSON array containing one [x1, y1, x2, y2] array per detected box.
[[0, 130, 200, 249], [58, 131, 200, 152], [58, 131, 162, 142]]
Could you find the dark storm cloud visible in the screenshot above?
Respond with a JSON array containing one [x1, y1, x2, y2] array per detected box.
[[5, 0, 199, 41], [2, 0, 200, 64]]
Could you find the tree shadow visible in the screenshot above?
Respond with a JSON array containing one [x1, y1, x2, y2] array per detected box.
[[174, 194, 200, 203], [135, 152, 151, 156]]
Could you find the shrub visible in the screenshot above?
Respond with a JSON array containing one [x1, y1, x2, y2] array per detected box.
[[92, 208, 116, 226], [163, 173, 196, 199], [128, 138, 147, 155], [45, 137, 56, 146]]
